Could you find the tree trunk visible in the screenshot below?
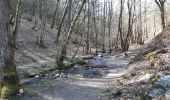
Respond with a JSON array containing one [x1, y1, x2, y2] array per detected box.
[[56, 0, 87, 69], [36, 0, 47, 47], [118, 0, 125, 50], [0, 0, 20, 98], [51, 0, 60, 29], [86, 0, 90, 55], [92, 0, 98, 54], [108, 1, 113, 53], [137, 0, 143, 44], [56, 4, 68, 44], [160, 7, 165, 29], [12, 0, 21, 48], [66, 0, 72, 31], [155, 0, 166, 29], [102, 0, 106, 53]]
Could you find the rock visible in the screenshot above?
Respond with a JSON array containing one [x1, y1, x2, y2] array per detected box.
[[145, 73, 170, 99], [19, 89, 24, 94], [165, 90, 170, 100], [60, 73, 68, 79], [80, 55, 94, 60], [27, 73, 36, 78], [98, 53, 103, 57], [145, 85, 166, 99], [45, 74, 49, 77], [43, 74, 49, 79], [35, 75, 40, 78], [73, 58, 87, 65], [54, 74, 60, 78], [73, 64, 81, 69], [20, 78, 35, 84], [98, 53, 108, 58], [155, 75, 170, 88], [83, 68, 106, 78], [156, 72, 166, 79], [137, 74, 152, 82]]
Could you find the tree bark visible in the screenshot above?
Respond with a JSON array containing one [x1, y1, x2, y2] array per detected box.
[[57, 0, 87, 69], [0, 0, 20, 98], [108, 1, 113, 53], [12, 0, 21, 48], [86, 0, 90, 55], [51, 0, 60, 29], [155, 0, 166, 29], [118, 0, 125, 50], [56, 4, 68, 44]]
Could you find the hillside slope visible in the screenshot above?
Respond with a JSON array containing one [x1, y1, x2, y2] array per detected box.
[[106, 27, 170, 100], [15, 19, 83, 79]]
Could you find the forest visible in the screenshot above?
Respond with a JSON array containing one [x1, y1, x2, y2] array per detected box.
[[0, 0, 170, 100]]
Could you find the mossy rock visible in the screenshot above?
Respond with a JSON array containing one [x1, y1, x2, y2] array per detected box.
[[0, 71, 20, 98], [111, 86, 123, 97], [56, 58, 87, 70], [144, 49, 162, 67], [70, 58, 87, 65], [80, 55, 94, 60], [1, 85, 18, 98], [56, 61, 67, 70], [24, 63, 58, 78], [144, 49, 168, 60], [143, 49, 168, 69], [148, 76, 158, 85]]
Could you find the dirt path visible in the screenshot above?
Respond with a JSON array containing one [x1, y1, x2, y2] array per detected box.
[[22, 50, 140, 100]]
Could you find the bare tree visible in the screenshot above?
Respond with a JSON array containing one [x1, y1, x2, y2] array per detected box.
[[51, 0, 60, 29], [92, 0, 99, 54], [36, 0, 48, 47], [86, 0, 90, 54], [102, 0, 106, 52], [137, 0, 143, 44], [155, 0, 166, 29], [116, 0, 125, 50], [123, 0, 136, 51], [56, 3, 68, 44], [11, 0, 21, 48], [56, 0, 87, 69], [0, 0, 20, 97], [108, 0, 113, 53]]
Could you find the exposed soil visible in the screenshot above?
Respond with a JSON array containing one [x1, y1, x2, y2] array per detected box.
[[17, 47, 144, 100], [13, 19, 170, 100]]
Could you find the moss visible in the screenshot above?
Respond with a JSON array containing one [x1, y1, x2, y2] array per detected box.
[[56, 57, 87, 70], [56, 61, 66, 70], [117, 79, 123, 86], [144, 50, 158, 67], [144, 49, 168, 68], [0, 68, 20, 98], [115, 89, 122, 97], [24, 64, 58, 78], [63, 60, 72, 67], [147, 72, 160, 85], [26, 90, 38, 97], [148, 77, 158, 85], [1, 85, 17, 98], [112, 86, 123, 97], [56, 59, 75, 70], [130, 72, 137, 77], [23, 87, 38, 97], [122, 75, 129, 79]]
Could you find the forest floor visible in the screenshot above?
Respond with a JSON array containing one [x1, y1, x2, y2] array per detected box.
[[13, 19, 141, 100], [12, 19, 170, 100], [19, 48, 142, 100]]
